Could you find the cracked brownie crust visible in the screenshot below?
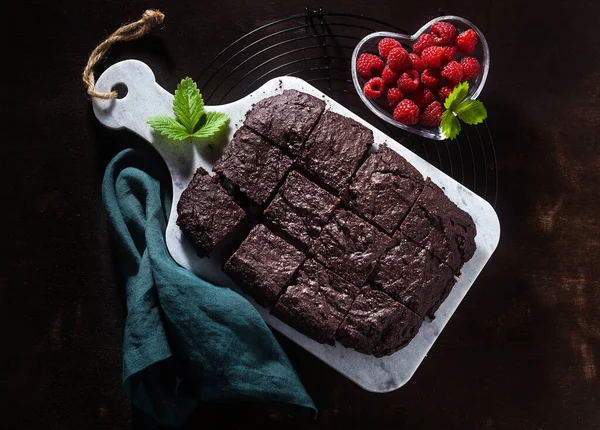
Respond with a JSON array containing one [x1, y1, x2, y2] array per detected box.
[[213, 126, 293, 207], [401, 180, 477, 273], [348, 144, 425, 234], [177, 167, 245, 257], [264, 171, 339, 248], [335, 287, 423, 357], [223, 224, 305, 307], [297, 111, 372, 193], [273, 259, 360, 344], [369, 234, 456, 319], [310, 209, 392, 287], [244, 89, 326, 155]]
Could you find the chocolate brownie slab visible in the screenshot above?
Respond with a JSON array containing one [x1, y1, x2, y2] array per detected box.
[[347, 144, 425, 234], [310, 209, 392, 287], [176, 167, 245, 257], [369, 234, 456, 319], [400, 180, 477, 273], [213, 126, 293, 207], [335, 287, 423, 357], [264, 171, 339, 248], [273, 259, 360, 344], [223, 224, 305, 307], [297, 111, 372, 194], [244, 89, 326, 155]]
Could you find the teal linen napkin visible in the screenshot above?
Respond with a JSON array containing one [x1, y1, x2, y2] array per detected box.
[[102, 147, 316, 427]]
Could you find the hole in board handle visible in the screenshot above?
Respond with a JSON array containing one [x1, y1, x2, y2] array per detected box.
[[111, 83, 128, 99]]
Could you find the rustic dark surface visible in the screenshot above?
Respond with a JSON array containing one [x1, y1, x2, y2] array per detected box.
[[3, 0, 600, 429]]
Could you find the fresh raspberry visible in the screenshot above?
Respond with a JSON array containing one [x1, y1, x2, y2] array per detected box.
[[398, 69, 420, 93], [438, 85, 454, 103], [430, 22, 456, 45], [393, 99, 420, 125], [387, 47, 411, 73], [356, 53, 384, 80], [378, 37, 402, 59], [381, 66, 398, 86], [409, 53, 426, 72], [443, 45, 457, 63], [441, 61, 463, 85], [363, 77, 385, 99], [410, 85, 436, 109], [460, 56, 481, 81], [456, 29, 478, 54], [421, 46, 445, 68], [420, 101, 444, 126], [386, 87, 404, 109], [413, 33, 435, 55], [421, 68, 440, 88]]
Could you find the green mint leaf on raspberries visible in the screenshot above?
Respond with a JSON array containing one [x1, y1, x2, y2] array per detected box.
[[192, 111, 230, 138], [441, 110, 461, 140], [172, 77, 204, 134], [444, 81, 469, 110], [454, 100, 488, 125], [147, 77, 229, 142], [147, 116, 191, 141]]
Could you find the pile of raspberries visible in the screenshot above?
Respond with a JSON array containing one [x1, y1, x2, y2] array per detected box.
[[356, 22, 480, 127]]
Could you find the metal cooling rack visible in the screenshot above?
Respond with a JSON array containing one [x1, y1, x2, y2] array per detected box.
[[196, 9, 498, 207]]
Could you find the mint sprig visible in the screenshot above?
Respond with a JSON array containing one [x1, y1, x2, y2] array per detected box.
[[148, 77, 229, 141], [441, 110, 461, 140], [441, 82, 487, 140]]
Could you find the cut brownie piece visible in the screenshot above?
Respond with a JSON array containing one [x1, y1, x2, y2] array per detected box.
[[335, 287, 423, 357], [297, 111, 372, 194], [244, 89, 326, 155], [273, 259, 360, 344], [213, 126, 293, 207], [264, 171, 339, 248], [369, 234, 456, 319], [347, 144, 425, 234], [223, 224, 305, 307], [176, 167, 245, 257], [400, 180, 477, 273], [310, 209, 392, 287]]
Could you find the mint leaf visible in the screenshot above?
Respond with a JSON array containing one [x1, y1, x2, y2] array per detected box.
[[192, 111, 230, 138], [147, 116, 191, 141], [444, 81, 470, 110], [441, 110, 461, 140], [147, 77, 229, 142], [172, 77, 204, 134], [454, 100, 488, 125]]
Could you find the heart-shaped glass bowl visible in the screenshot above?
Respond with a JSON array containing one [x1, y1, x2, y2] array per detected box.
[[351, 15, 490, 140]]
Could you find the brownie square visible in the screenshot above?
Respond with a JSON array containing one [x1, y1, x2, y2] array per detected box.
[[369, 234, 456, 319], [400, 180, 477, 273], [310, 209, 392, 287], [273, 259, 360, 344], [335, 287, 423, 357], [176, 167, 245, 257], [244, 89, 326, 155], [223, 224, 305, 307], [213, 126, 293, 207], [347, 144, 425, 234], [297, 111, 372, 194], [264, 171, 339, 248]]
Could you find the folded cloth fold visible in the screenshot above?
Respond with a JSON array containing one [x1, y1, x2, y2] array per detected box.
[[102, 148, 316, 427]]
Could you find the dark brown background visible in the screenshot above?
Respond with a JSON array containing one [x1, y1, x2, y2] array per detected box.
[[3, 0, 599, 429]]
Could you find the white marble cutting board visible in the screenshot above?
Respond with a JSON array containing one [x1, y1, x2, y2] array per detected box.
[[93, 59, 500, 393]]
